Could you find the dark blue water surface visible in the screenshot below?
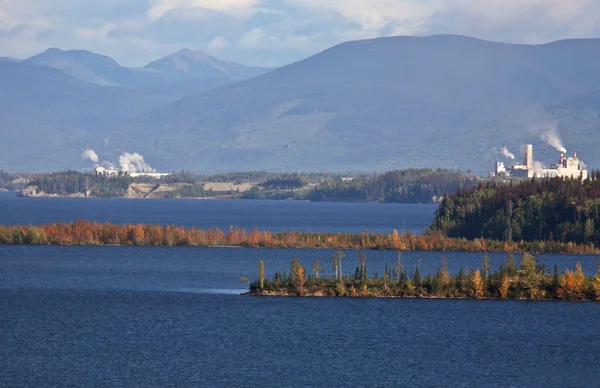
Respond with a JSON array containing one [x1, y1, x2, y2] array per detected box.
[[0, 192, 435, 233], [2, 194, 600, 387]]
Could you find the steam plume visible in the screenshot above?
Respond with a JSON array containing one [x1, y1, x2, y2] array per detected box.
[[119, 152, 154, 173], [82, 149, 99, 164], [501, 146, 515, 160], [528, 122, 567, 153], [532, 161, 544, 177]]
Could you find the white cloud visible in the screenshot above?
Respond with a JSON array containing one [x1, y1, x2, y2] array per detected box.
[[238, 27, 266, 49], [208, 36, 230, 51], [147, 0, 259, 21], [2, 0, 600, 66]]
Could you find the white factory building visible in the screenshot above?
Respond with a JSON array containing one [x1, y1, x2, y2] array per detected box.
[[495, 144, 588, 180], [94, 166, 171, 179]]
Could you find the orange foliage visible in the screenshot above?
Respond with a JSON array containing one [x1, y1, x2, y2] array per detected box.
[[0, 221, 599, 255]]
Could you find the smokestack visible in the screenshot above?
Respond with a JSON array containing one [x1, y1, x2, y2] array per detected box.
[[525, 144, 533, 170]]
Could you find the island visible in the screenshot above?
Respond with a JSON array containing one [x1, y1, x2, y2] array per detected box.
[[249, 254, 600, 301]]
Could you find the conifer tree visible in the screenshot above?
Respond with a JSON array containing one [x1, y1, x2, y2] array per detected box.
[[499, 276, 510, 299], [359, 251, 367, 282], [395, 252, 404, 286], [312, 258, 323, 279], [482, 252, 491, 282], [574, 262, 585, 299], [552, 264, 560, 295], [519, 253, 540, 299], [334, 250, 345, 280], [291, 258, 306, 295], [332, 256, 339, 281], [472, 269, 484, 298], [258, 260, 265, 290], [441, 258, 450, 288], [413, 265, 421, 286]]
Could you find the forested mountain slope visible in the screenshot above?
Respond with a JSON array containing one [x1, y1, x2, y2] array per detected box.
[[107, 35, 600, 173]]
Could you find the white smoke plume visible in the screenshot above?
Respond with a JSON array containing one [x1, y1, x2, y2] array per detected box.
[[501, 146, 515, 160], [491, 146, 516, 160], [119, 152, 154, 173], [532, 161, 544, 177], [528, 122, 567, 153], [100, 161, 117, 170], [82, 149, 99, 164]]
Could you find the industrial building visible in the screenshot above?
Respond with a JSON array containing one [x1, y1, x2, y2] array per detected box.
[[494, 144, 588, 180], [94, 166, 171, 179]]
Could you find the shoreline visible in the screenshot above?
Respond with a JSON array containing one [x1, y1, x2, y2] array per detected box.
[[1, 220, 599, 255], [247, 291, 597, 301]]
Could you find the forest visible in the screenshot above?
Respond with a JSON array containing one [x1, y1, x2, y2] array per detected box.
[[30, 171, 133, 197], [250, 252, 600, 301], [0, 170, 30, 191], [1, 220, 599, 254], [305, 169, 478, 203], [431, 173, 600, 246]]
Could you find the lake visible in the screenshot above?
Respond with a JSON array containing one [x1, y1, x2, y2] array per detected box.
[[0, 192, 436, 233], [1, 194, 600, 387]]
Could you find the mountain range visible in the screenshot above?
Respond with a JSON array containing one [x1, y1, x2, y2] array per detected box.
[[3, 35, 600, 173]]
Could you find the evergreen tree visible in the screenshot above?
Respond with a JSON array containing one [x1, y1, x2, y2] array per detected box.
[[519, 253, 540, 299], [258, 260, 265, 289], [413, 265, 421, 287], [312, 258, 323, 279], [359, 251, 367, 282]]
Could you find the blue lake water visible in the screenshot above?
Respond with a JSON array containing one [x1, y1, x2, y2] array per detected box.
[[0, 192, 436, 233], [1, 193, 600, 387]]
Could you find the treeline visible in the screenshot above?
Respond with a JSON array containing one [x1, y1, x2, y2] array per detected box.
[[1, 221, 599, 254], [30, 171, 133, 197], [250, 253, 600, 301], [165, 184, 205, 198], [165, 171, 341, 185], [0, 170, 29, 191], [21, 168, 479, 203], [432, 174, 600, 246], [306, 169, 478, 204], [261, 173, 308, 190], [0, 170, 14, 185], [20, 170, 344, 198]]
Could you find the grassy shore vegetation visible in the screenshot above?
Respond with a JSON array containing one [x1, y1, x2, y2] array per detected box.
[[1, 220, 600, 254], [250, 252, 600, 301]]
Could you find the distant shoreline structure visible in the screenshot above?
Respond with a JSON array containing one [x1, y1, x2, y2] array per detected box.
[[94, 166, 171, 179], [493, 144, 588, 180]]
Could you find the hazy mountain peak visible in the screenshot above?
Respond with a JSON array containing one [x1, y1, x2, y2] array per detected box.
[[145, 49, 269, 81], [30, 48, 121, 67], [25, 48, 124, 86]]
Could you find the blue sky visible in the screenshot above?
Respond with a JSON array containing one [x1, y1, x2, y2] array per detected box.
[[1, 0, 600, 67]]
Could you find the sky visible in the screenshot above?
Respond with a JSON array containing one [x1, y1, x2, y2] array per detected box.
[[1, 0, 600, 67]]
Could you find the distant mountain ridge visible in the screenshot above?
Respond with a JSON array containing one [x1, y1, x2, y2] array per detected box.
[[24, 48, 269, 91], [0, 48, 270, 172], [0, 60, 168, 172], [144, 48, 269, 81], [105, 35, 600, 173], [4, 35, 600, 173]]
